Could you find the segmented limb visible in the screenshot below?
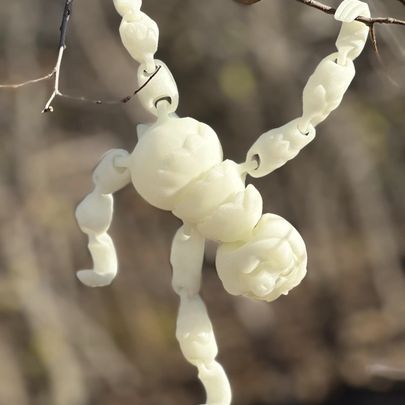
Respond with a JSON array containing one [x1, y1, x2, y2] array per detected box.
[[299, 0, 370, 131], [245, 0, 370, 178], [171, 225, 232, 405], [245, 118, 316, 178], [76, 149, 130, 287], [335, 0, 371, 63]]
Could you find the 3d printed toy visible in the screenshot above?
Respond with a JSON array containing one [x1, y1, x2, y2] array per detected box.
[[76, 1, 370, 403]]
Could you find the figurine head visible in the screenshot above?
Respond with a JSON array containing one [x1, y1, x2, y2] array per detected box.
[[216, 214, 307, 302]]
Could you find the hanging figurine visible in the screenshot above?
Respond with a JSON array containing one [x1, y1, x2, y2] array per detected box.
[[75, 0, 370, 403]]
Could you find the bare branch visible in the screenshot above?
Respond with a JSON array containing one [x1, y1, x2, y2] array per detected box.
[[41, 0, 73, 112], [233, 0, 405, 26], [295, 1, 405, 26], [369, 24, 379, 55], [3, 0, 402, 108], [1, 0, 161, 112], [0, 71, 55, 89], [0, 0, 72, 105], [42, 47, 66, 113], [59, 0, 74, 49], [294, 0, 338, 16], [55, 65, 162, 106]]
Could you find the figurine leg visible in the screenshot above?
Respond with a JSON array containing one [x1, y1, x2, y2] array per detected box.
[[170, 225, 231, 405]]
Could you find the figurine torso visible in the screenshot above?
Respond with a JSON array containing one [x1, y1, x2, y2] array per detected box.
[[129, 116, 263, 242]]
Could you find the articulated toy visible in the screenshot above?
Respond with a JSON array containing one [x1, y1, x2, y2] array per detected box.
[[76, 1, 370, 403]]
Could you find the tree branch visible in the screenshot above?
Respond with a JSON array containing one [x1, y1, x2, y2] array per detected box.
[[42, 0, 73, 112], [234, 0, 405, 26], [54, 65, 162, 106], [0, 0, 161, 112], [295, 0, 405, 26], [0, 71, 55, 89]]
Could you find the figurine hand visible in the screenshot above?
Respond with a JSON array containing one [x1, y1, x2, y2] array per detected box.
[[334, 0, 370, 62], [335, 0, 370, 23]]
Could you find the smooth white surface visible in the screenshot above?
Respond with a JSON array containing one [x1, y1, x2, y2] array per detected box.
[[113, 0, 142, 17], [194, 183, 263, 243], [92, 149, 131, 194], [171, 227, 232, 404], [170, 225, 205, 296], [246, 118, 316, 178], [300, 52, 355, 130], [216, 214, 308, 302], [129, 116, 223, 211], [335, 0, 371, 62], [176, 293, 232, 404], [119, 10, 158, 72], [76, 149, 130, 287]]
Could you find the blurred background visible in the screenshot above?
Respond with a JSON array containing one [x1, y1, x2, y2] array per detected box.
[[0, 0, 404, 404]]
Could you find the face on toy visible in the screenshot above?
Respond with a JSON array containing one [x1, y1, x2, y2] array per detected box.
[[129, 116, 223, 211]]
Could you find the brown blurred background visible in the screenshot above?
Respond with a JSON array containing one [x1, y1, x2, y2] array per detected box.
[[0, 0, 404, 404]]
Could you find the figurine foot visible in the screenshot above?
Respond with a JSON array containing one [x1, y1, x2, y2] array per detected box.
[[76, 270, 115, 287]]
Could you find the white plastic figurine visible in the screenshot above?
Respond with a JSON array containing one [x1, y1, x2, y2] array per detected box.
[[76, 1, 370, 403]]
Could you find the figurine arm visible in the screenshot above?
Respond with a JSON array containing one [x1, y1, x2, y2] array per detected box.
[[299, 0, 370, 131], [245, 0, 370, 179], [75, 149, 131, 287], [245, 118, 316, 178], [171, 225, 232, 405], [334, 0, 371, 64]]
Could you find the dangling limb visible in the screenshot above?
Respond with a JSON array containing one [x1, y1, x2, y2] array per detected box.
[[298, 0, 370, 132], [76, 149, 131, 287], [334, 0, 371, 64], [171, 225, 231, 405], [245, 0, 370, 178]]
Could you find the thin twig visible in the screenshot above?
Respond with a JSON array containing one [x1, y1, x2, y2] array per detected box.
[[42, 47, 66, 113], [368, 22, 386, 69], [56, 65, 162, 106], [42, 0, 73, 112], [1, 0, 161, 112], [59, 0, 73, 49], [234, 0, 405, 26], [0, 71, 55, 89], [294, 0, 405, 26], [369, 23, 379, 55]]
